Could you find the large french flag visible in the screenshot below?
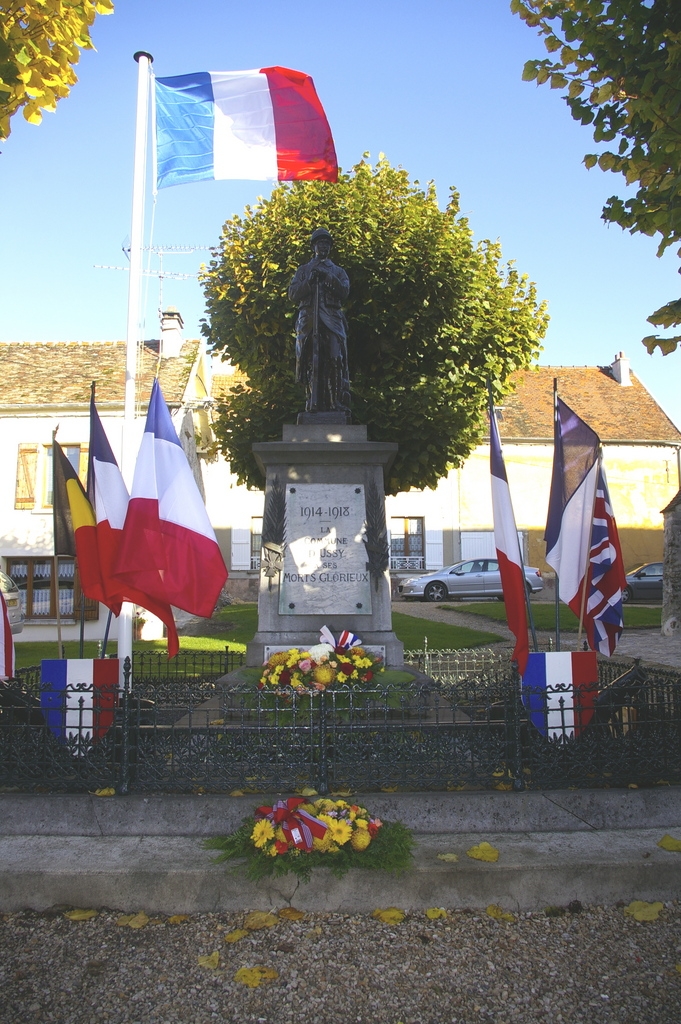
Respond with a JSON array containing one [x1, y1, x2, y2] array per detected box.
[[544, 397, 600, 608], [0, 592, 15, 681], [40, 659, 119, 745], [490, 403, 529, 674], [155, 66, 338, 188], [114, 380, 228, 622], [522, 651, 599, 739], [86, 396, 180, 656]]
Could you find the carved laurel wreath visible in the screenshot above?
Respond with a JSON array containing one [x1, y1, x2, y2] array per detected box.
[[363, 477, 390, 592]]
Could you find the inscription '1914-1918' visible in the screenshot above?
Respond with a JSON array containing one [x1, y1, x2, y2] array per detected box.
[[279, 483, 372, 616]]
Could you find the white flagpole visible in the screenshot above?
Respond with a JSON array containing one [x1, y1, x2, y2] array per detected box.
[[119, 50, 153, 684]]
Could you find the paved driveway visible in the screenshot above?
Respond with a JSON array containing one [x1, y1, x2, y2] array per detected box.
[[393, 600, 681, 670]]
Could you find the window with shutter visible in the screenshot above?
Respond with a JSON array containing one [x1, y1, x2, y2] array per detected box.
[[15, 444, 38, 509]]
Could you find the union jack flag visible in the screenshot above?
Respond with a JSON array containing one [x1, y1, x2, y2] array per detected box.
[[580, 466, 626, 656]]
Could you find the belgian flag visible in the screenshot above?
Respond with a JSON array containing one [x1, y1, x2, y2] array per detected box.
[[52, 440, 106, 604]]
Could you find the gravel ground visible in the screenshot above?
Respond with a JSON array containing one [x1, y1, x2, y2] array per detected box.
[[2, 903, 681, 1024]]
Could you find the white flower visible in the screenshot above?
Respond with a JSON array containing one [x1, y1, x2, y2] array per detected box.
[[308, 643, 334, 662]]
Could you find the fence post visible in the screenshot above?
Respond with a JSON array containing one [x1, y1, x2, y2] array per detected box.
[[511, 663, 525, 792], [318, 690, 329, 795], [118, 655, 132, 795]]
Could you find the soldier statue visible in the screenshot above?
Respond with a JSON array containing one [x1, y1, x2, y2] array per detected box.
[[289, 228, 350, 417]]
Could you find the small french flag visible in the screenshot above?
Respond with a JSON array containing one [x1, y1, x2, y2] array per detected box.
[[40, 660, 119, 746], [522, 651, 598, 739], [155, 66, 337, 188]]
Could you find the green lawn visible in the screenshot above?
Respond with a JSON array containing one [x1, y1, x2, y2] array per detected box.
[[13, 602, 501, 669], [441, 601, 661, 631]]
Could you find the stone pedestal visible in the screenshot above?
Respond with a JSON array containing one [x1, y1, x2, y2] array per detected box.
[[246, 423, 404, 667]]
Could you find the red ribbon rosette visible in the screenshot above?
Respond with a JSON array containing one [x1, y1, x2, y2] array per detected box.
[[255, 797, 328, 851]]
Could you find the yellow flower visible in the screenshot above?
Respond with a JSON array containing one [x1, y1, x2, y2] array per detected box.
[[313, 664, 335, 686], [312, 832, 337, 852], [328, 820, 353, 846], [268, 651, 289, 667], [350, 829, 371, 851], [251, 819, 275, 848], [274, 827, 286, 842], [266, 843, 279, 857], [355, 817, 368, 829]]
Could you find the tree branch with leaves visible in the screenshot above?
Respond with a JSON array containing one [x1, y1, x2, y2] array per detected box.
[[0, 0, 114, 141], [202, 156, 548, 494], [513, 0, 681, 354]]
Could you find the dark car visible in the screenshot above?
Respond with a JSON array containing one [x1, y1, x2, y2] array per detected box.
[[398, 558, 543, 602], [623, 562, 663, 603]]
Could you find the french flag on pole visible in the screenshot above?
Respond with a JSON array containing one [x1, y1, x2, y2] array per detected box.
[[522, 651, 599, 739], [490, 403, 529, 674], [0, 592, 15, 681], [87, 395, 180, 656], [155, 66, 338, 188], [114, 380, 228, 624], [40, 659, 119, 746], [544, 397, 600, 610]]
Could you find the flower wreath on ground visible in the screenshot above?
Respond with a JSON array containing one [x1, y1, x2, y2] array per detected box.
[[259, 627, 383, 693], [205, 796, 414, 882]]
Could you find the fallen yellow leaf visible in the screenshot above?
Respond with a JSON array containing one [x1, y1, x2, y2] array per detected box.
[[494, 782, 513, 792], [224, 928, 249, 943], [278, 907, 305, 921], [234, 966, 278, 988], [380, 786, 398, 792], [437, 852, 459, 863], [467, 842, 500, 863], [210, 718, 224, 726], [486, 904, 516, 923], [330, 789, 352, 796], [372, 908, 405, 924], [425, 907, 447, 920], [127, 912, 149, 929], [305, 926, 322, 938], [167, 915, 189, 925], [624, 900, 664, 922], [297, 787, 318, 797], [92, 788, 115, 797], [116, 911, 149, 929], [675, 964, 681, 975], [229, 789, 245, 797], [64, 908, 98, 921], [658, 834, 681, 853], [198, 951, 220, 970], [244, 911, 279, 930]]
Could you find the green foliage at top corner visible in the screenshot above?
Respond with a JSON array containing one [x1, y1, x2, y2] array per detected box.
[[202, 156, 547, 493], [512, 0, 681, 355], [0, 1, 114, 141]]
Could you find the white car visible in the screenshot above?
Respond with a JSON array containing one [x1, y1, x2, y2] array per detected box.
[[0, 571, 24, 634], [398, 558, 543, 602]]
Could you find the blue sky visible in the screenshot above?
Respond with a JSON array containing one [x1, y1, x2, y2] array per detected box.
[[2, 0, 679, 428]]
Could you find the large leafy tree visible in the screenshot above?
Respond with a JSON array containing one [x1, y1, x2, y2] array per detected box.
[[202, 157, 548, 494], [513, 0, 681, 354], [0, 0, 114, 141]]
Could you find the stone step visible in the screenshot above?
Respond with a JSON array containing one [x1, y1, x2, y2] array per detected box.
[[2, 790, 681, 914]]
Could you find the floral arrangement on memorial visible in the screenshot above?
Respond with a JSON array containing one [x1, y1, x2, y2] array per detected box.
[[205, 796, 414, 881], [258, 628, 383, 693]]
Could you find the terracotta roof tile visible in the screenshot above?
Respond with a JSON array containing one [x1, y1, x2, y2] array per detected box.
[[0, 340, 198, 408], [211, 369, 249, 402], [497, 366, 681, 444]]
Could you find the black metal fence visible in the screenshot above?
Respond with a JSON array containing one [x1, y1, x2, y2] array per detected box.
[[2, 652, 680, 794]]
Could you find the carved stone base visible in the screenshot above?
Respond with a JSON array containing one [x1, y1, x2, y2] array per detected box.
[[297, 410, 351, 425]]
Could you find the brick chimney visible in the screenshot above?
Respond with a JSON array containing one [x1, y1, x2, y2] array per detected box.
[[611, 351, 631, 386], [160, 307, 184, 360]]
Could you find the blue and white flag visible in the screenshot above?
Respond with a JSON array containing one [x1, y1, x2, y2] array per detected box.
[[544, 398, 600, 608], [155, 66, 337, 188]]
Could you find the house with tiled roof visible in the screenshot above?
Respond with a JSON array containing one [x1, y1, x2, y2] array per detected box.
[[0, 310, 213, 641], [208, 351, 681, 602]]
